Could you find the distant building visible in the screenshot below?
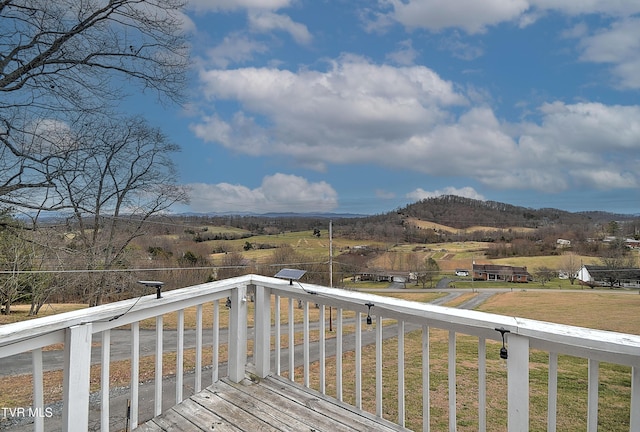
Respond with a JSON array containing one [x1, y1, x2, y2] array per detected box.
[[353, 272, 394, 282], [577, 265, 640, 288], [472, 264, 531, 283], [556, 239, 571, 248]]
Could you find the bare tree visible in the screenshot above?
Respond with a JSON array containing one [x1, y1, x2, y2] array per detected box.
[[0, 0, 189, 208], [50, 114, 188, 305], [417, 257, 439, 288], [533, 266, 554, 286], [560, 252, 580, 285], [600, 238, 636, 288]]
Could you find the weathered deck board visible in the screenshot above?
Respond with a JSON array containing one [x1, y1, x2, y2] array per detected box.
[[136, 375, 410, 432]]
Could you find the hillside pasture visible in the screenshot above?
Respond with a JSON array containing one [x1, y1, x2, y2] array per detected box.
[[208, 230, 388, 264], [489, 255, 601, 270], [406, 217, 536, 234]]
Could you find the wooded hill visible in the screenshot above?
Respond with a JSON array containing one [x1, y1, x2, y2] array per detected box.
[[389, 195, 635, 229]]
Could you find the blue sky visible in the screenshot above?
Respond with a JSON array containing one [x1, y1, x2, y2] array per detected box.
[[143, 1, 640, 215]]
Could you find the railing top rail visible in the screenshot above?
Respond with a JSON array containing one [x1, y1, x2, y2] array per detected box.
[[1, 274, 639, 365], [250, 275, 640, 362], [0, 275, 247, 349]]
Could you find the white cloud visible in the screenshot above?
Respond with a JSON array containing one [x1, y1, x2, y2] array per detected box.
[[577, 17, 640, 89], [206, 34, 269, 68], [377, 0, 640, 34], [529, 0, 640, 17], [386, 40, 419, 65], [188, 0, 292, 13], [560, 22, 589, 39], [515, 101, 640, 189], [248, 11, 312, 45], [186, 174, 338, 213], [569, 169, 637, 189], [192, 56, 640, 194], [193, 55, 467, 170], [383, 0, 530, 34], [23, 118, 74, 154], [406, 187, 485, 201], [438, 34, 484, 60]]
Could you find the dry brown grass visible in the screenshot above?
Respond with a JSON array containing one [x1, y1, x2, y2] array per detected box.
[[406, 217, 536, 234], [478, 291, 640, 335], [0, 303, 87, 325]]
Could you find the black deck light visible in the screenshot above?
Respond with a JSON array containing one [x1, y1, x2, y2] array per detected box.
[[365, 302, 375, 325], [495, 327, 510, 359], [137, 280, 164, 299]]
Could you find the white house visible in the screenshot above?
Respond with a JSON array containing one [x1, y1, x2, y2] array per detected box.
[[577, 264, 640, 288]]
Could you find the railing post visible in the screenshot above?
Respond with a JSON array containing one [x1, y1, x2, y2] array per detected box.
[[228, 284, 248, 383], [254, 284, 271, 378], [507, 333, 529, 432], [631, 366, 640, 431], [32, 348, 44, 432], [62, 323, 92, 432]]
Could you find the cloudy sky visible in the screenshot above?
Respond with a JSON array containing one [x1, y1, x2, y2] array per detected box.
[[146, 0, 640, 215]]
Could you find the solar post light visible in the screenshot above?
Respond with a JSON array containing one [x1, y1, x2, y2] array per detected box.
[[274, 268, 307, 285], [137, 280, 164, 299]]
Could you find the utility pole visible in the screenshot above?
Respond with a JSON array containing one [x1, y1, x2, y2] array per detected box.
[[329, 219, 333, 288], [329, 220, 333, 331]]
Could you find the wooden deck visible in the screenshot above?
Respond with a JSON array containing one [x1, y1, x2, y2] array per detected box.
[[136, 375, 410, 432]]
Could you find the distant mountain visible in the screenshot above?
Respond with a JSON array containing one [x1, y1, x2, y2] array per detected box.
[[177, 211, 366, 219], [392, 195, 635, 229]]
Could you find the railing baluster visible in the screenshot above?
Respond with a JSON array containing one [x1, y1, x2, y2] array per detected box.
[[336, 307, 343, 401], [255, 285, 270, 378], [62, 323, 92, 432], [303, 300, 310, 387], [448, 331, 456, 432], [130, 322, 140, 429], [478, 337, 486, 432], [32, 348, 44, 432], [275, 294, 281, 376], [376, 314, 383, 418], [154, 316, 163, 417], [587, 359, 599, 432], [228, 285, 248, 383], [355, 311, 362, 409], [547, 352, 558, 432], [319, 304, 326, 394], [631, 366, 640, 431], [288, 297, 294, 382], [398, 320, 405, 427], [176, 309, 184, 403], [423, 325, 430, 432], [100, 330, 111, 431], [195, 304, 203, 392], [507, 334, 529, 431], [212, 300, 219, 383]]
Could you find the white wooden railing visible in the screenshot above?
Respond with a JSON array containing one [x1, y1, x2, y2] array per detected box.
[[1, 274, 639, 431]]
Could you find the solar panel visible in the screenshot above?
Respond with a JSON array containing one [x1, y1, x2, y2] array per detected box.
[[274, 268, 307, 281]]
